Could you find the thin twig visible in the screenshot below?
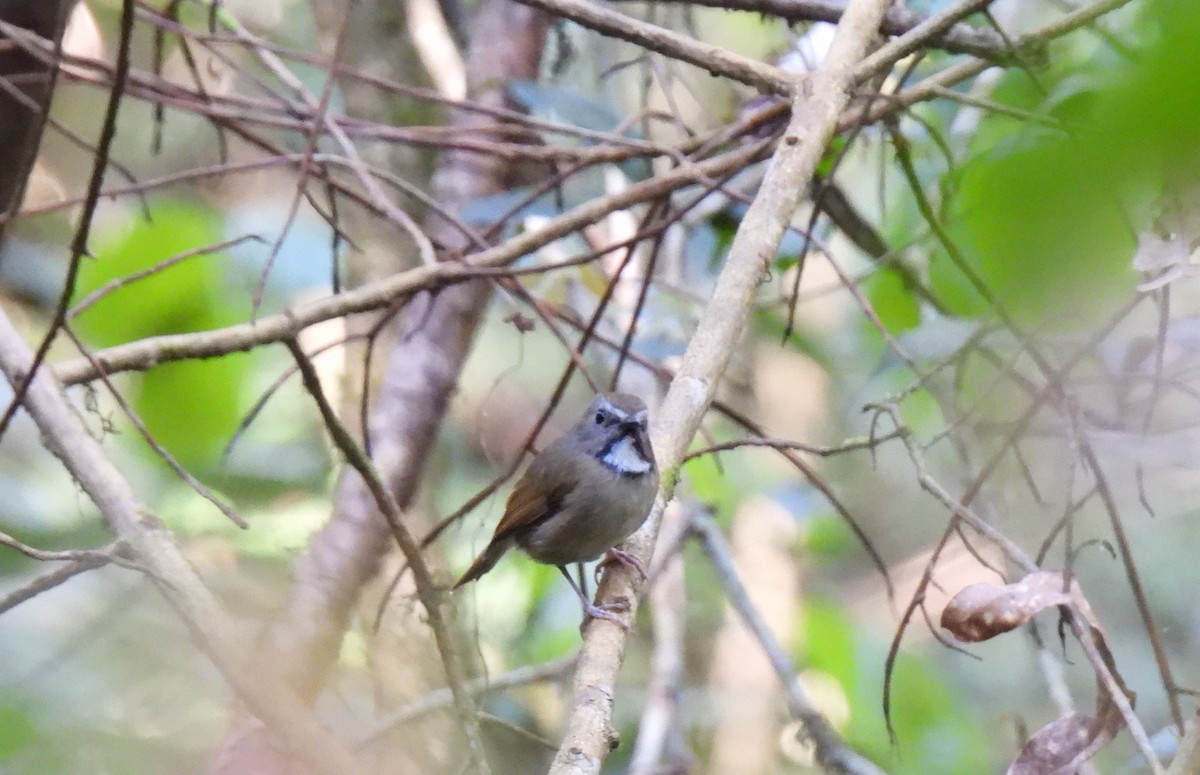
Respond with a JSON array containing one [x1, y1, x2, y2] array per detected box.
[[513, 0, 792, 93], [609, 0, 1014, 59], [53, 140, 767, 387], [63, 327, 249, 529], [873, 402, 1165, 775], [0, 0, 137, 444], [0, 532, 115, 564], [358, 655, 577, 746], [284, 339, 490, 775], [69, 234, 265, 318], [693, 513, 886, 775], [0, 553, 115, 615]]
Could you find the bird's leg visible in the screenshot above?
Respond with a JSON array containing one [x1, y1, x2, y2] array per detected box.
[[557, 565, 630, 632], [576, 561, 589, 601], [594, 547, 646, 585]]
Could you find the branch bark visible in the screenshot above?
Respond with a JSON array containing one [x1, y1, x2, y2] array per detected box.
[[258, 0, 549, 698], [611, 0, 1013, 60], [547, 0, 893, 772], [0, 0, 75, 233], [695, 512, 885, 775], [513, 0, 792, 92], [52, 140, 763, 388]]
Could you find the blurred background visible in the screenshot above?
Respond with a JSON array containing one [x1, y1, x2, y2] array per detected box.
[[0, 0, 1198, 773]]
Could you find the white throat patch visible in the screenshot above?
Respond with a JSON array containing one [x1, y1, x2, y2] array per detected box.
[[601, 435, 651, 475]]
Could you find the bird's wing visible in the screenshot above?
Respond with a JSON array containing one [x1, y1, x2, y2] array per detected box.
[[490, 448, 574, 540]]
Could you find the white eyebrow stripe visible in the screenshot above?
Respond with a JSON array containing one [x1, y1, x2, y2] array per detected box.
[[597, 397, 628, 419]]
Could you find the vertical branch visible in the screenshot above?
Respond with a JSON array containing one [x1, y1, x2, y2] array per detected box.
[[694, 512, 885, 775], [284, 339, 489, 773], [0, 0, 74, 229], [547, 1, 893, 772], [0, 0, 133, 441], [218, 1, 550, 772], [628, 502, 691, 775]]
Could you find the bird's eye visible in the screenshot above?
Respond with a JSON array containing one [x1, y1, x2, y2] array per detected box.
[[594, 411, 605, 425]]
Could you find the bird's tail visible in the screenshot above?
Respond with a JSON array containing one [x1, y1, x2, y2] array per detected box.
[[453, 538, 512, 589]]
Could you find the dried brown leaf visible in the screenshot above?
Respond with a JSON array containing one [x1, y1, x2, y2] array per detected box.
[[940, 570, 1074, 643], [1005, 694, 1124, 775], [941, 571, 1133, 774]]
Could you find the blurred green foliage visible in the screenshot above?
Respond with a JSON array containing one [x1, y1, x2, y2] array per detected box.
[[803, 601, 993, 774], [866, 267, 921, 332], [0, 700, 52, 767], [72, 200, 251, 473], [927, 0, 1200, 326]]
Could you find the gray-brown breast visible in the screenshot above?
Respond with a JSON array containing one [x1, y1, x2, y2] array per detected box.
[[519, 438, 658, 566]]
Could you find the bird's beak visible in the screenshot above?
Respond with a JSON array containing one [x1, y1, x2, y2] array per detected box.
[[619, 420, 644, 435]]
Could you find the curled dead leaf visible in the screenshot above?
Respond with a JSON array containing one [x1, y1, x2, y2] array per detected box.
[[940, 571, 1074, 643], [1005, 692, 1124, 775], [941, 570, 1135, 775]]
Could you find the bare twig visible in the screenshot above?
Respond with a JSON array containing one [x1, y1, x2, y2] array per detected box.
[[68, 234, 265, 318], [683, 431, 905, 462], [52, 140, 764, 387], [217, 4, 554, 773], [849, 0, 1140, 128], [873, 402, 1165, 775], [610, 0, 1014, 59], [514, 0, 792, 93], [1079, 439, 1183, 730], [358, 654, 577, 745], [693, 512, 885, 775], [202, 2, 440, 269], [856, 0, 996, 78], [0, 0, 137, 444], [629, 502, 692, 775], [0, 532, 115, 564], [0, 553, 114, 615], [65, 328, 250, 529], [284, 339, 489, 774]]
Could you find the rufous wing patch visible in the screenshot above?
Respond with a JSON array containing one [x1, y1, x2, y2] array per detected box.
[[491, 469, 556, 539]]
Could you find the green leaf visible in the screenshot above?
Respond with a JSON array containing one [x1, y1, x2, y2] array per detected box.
[[0, 702, 43, 759], [802, 600, 857, 682], [865, 267, 921, 333], [928, 0, 1200, 327], [803, 601, 992, 773], [932, 131, 1140, 324], [72, 201, 250, 471], [683, 452, 738, 516], [806, 514, 856, 560]]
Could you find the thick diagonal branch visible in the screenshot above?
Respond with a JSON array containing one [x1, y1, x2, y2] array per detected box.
[[547, 0, 894, 773], [0, 310, 358, 775]]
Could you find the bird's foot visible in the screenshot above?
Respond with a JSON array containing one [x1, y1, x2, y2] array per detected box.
[[594, 548, 646, 584], [580, 598, 631, 633]]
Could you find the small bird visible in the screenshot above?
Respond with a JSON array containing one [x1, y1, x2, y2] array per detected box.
[[454, 392, 658, 628]]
